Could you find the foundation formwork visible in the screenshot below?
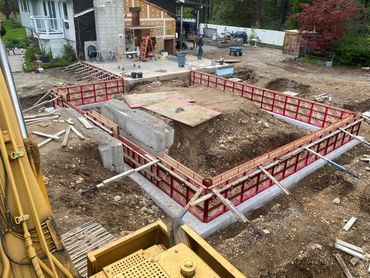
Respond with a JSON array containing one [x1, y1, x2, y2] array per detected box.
[[51, 70, 363, 224]]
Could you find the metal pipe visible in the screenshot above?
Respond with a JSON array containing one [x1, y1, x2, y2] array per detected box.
[[0, 31, 28, 138], [304, 146, 360, 179], [82, 160, 159, 194]]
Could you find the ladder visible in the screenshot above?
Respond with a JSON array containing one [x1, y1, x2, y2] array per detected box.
[[139, 33, 156, 62]]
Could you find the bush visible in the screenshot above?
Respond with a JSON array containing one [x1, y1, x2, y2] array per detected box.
[[334, 35, 370, 67], [43, 45, 76, 69], [24, 44, 77, 71], [23, 44, 42, 72]]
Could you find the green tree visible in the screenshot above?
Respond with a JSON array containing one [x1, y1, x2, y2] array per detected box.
[[0, 0, 18, 19]]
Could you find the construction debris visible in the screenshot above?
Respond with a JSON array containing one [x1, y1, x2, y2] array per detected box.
[[333, 198, 341, 205], [32, 131, 61, 140], [78, 117, 94, 129], [70, 126, 85, 140], [313, 93, 332, 103], [335, 239, 365, 260], [360, 154, 370, 163], [350, 257, 359, 266], [61, 126, 71, 147], [66, 118, 74, 125], [335, 253, 353, 278], [343, 217, 357, 231], [38, 130, 66, 148], [22, 96, 60, 113]]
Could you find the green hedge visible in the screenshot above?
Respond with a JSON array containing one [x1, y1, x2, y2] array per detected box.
[[334, 35, 370, 67]]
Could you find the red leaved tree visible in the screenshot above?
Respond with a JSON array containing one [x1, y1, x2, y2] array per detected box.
[[295, 0, 358, 53]]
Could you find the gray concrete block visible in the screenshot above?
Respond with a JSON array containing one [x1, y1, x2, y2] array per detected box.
[[98, 144, 113, 170], [101, 100, 174, 153]]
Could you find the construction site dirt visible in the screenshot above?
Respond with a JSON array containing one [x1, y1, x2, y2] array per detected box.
[[129, 83, 308, 176], [15, 45, 370, 278]]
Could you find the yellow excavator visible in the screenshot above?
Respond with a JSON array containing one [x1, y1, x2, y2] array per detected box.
[[0, 25, 246, 277]]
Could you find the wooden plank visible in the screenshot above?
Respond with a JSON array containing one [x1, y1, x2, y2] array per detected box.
[[70, 126, 85, 140], [336, 239, 364, 254], [38, 130, 66, 148], [32, 131, 61, 140], [343, 217, 357, 231], [61, 126, 71, 147], [66, 118, 74, 125], [335, 253, 353, 278], [78, 117, 94, 129]]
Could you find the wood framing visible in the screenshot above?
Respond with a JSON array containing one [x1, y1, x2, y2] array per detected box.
[[124, 0, 176, 54]]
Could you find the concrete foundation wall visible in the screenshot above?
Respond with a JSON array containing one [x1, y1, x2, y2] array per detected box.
[[100, 100, 174, 153], [123, 139, 359, 237]]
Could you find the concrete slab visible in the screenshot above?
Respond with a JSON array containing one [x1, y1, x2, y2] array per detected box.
[[123, 92, 222, 127], [123, 139, 360, 238], [145, 97, 221, 127], [86, 54, 227, 84]]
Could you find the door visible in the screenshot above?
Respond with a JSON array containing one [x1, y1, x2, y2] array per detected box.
[[164, 39, 174, 54]]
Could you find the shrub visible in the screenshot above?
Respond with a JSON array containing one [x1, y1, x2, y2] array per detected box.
[[334, 35, 370, 67]]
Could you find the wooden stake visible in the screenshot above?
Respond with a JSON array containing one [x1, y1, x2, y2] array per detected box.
[[70, 126, 85, 140], [61, 126, 71, 147], [38, 130, 66, 148], [335, 253, 353, 278]]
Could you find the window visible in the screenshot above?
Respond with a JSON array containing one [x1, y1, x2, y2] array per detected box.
[[20, 0, 30, 13], [62, 2, 68, 20]]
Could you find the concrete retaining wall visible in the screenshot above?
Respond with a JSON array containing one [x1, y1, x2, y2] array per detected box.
[[100, 99, 174, 153]]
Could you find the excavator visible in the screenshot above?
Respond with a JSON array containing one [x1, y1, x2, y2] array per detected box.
[[0, 25, 246, 277]]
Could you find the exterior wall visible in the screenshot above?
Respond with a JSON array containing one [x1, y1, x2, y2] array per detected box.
[[18, 0, 33, 28], [124, 0, 175, 52], [40, 38, 75, 57], [18, 0, 77, 58], [94, 0, 125, 55]]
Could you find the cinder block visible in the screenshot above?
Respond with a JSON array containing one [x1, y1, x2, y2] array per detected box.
[[98, 144, 113, 170], [101, 100, 174, 153]]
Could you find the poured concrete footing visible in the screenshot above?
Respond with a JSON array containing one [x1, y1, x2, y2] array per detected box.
[[120, 139, 359, 237]]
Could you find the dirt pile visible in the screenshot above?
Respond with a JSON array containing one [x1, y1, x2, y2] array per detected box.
[[42, 140, 166, 235], [169, 99, 307, 177], [266, 78, 311, 96]]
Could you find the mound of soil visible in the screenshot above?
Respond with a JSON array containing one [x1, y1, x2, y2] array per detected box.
[[169, 100, 307, 177], [266, 78, 311, 96], [43, 140, 165, 235]]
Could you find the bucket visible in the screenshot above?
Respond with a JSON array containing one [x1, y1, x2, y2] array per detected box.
[[131, 72, 137, 79]]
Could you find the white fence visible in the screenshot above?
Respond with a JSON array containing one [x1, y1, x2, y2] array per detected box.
[[199, 23, 286, 47]]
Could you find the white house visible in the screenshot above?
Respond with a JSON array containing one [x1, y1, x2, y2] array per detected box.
[[18, 0, 76, 57], [18, 0, 126, 59]]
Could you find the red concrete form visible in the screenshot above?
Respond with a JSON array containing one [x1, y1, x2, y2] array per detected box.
[[51, 71, 363, 223]]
